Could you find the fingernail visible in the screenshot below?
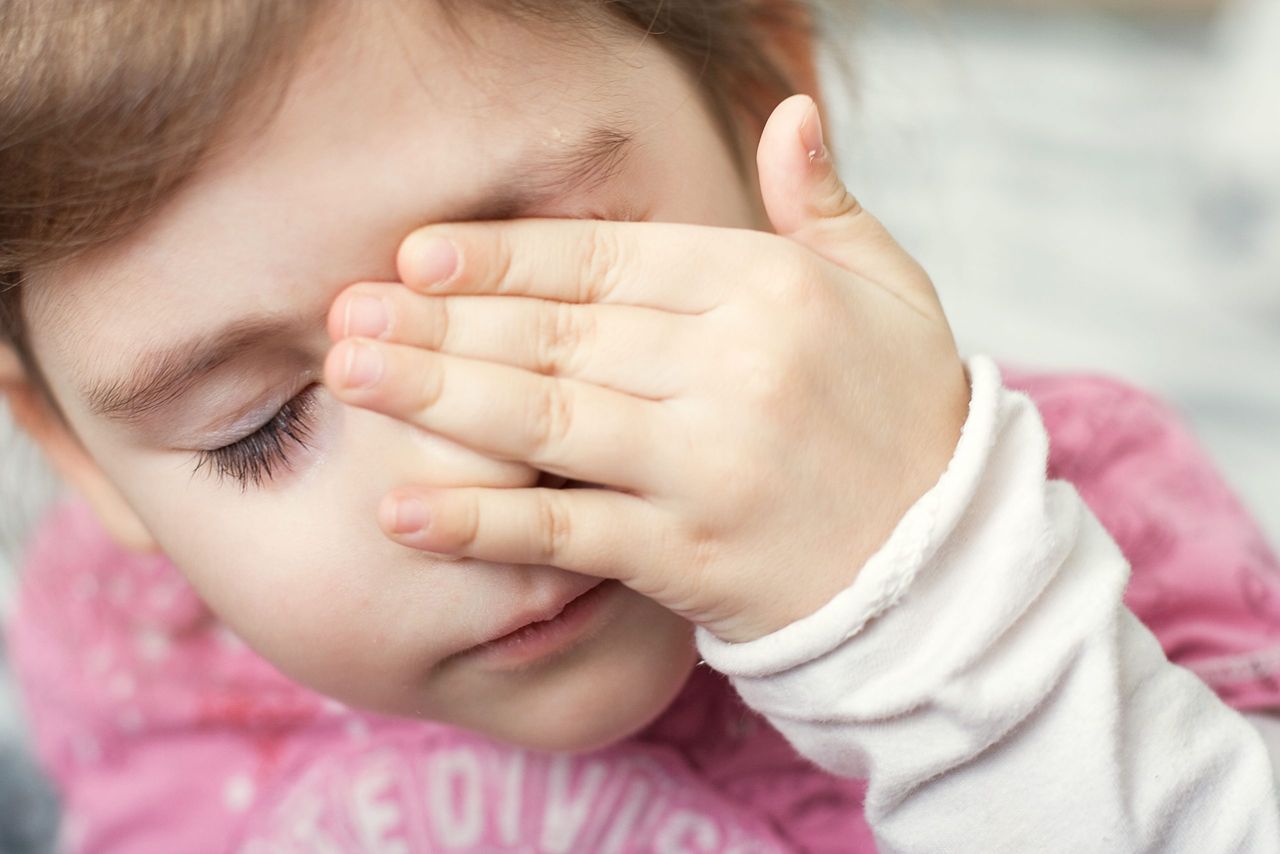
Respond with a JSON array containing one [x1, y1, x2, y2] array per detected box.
[[392, 498, 430, 533], [342, 342, 383, 388], [343, 295, 389, 339], [407, 236, 458, 288], [799, 97, 827, 163]]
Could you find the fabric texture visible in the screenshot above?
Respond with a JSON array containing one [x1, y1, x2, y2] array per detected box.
[[6, 356, 1280, 852]]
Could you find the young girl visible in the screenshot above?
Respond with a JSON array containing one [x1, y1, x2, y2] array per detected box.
[[3, 0, 1279, 850]]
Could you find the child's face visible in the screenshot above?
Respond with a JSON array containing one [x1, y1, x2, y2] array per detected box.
[[19, 4, 765, 751]]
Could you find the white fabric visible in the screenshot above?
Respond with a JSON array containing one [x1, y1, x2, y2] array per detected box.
[[696, 353, 1280, 853]]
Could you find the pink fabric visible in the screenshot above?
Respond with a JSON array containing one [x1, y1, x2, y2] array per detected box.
[[7, 363, 1280, 852]]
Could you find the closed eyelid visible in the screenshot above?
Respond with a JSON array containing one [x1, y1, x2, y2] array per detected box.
[[190, 384, 322, 490]]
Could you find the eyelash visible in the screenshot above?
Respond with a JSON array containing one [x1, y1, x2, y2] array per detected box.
[[193, 385, 321, 490]]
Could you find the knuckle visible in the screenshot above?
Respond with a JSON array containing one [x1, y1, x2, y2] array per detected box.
[[580, 225, 624, 302], [671, 512, 726, 586], [527, 377, 575, 457], [534, 302, 588, 376], [489, 230, 517, 294], [450, 491, 483, 552], [534, 489, 573, 561], [686, 530, 721, 579], [410, 353, 447, 418], [729, 345, 790, 406], [426, 296, 452, 349]]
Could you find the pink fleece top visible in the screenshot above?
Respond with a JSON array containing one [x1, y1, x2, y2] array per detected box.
[[7, 363, 1280, 853]]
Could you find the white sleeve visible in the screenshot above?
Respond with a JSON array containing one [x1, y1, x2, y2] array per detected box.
[[1246, 712, 1280, 783], [694, 354, 1280, 854]]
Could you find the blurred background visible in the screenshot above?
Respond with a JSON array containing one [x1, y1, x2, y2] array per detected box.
[[1, 0, 1277, 849], [824, 0, 1279, 547]]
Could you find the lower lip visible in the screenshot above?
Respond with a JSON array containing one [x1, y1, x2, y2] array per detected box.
[[468, 580, 620, 670]]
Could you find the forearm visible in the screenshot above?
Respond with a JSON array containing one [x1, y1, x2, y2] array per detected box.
[[696, 354, 1279, 853]]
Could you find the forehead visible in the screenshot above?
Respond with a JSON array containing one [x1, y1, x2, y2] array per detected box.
[[24, 3, 688, 403]]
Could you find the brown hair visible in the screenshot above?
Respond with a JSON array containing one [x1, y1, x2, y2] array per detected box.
[[0, 0, 827, 399]]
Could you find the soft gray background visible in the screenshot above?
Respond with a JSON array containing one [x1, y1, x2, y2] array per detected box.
[[824, 0, 1279, 549], [1, 1, 1277, 849]]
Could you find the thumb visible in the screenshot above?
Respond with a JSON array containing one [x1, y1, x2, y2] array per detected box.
[[757, 94, 937, 312]]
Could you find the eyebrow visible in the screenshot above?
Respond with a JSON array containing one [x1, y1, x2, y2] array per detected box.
[[459, 124, 635, 220], [81, 122, 637, 424], [86, 312, 322, 425]]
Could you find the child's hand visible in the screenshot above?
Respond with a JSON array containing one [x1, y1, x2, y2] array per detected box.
[[323, 95, 970, 644]]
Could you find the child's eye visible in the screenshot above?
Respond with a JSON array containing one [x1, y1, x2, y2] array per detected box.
[[191, 384, 321, 491]]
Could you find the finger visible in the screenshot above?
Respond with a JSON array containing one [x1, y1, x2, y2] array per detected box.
[[325, 338, 674, 494], [378, 483, 666, 586], [328, 285, 697, 400], [756, 93, 941, 317], [395, 217, 752, 314]]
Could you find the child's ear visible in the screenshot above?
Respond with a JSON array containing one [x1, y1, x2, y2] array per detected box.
[[1, 345, 160, 554]]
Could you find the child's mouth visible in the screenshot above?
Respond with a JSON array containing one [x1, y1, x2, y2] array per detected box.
[[467, 579, 621, 671]]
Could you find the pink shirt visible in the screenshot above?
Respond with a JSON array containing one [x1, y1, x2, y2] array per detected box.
[[8, 363, 1280, 852]]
